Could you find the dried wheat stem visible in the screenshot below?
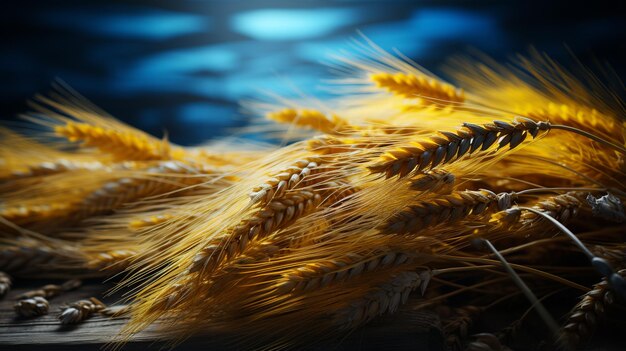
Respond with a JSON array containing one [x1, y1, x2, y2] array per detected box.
[[369, 118, 550, 178], [59, 297, 106, 324], [0, 271, 11, 297], [249, 157, 326, 205], [381, 189, 512, 235], [266, 108, 351, 134], [55, 122, 180, 161], [276, 250, 415, 294], [332, 271, 427, 329], [189, 191, 322, 274], [370, 72, 465, 107], [558, 269, 626, 350]]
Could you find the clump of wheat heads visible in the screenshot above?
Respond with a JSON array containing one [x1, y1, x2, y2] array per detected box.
[[0, 41, 625, 351]]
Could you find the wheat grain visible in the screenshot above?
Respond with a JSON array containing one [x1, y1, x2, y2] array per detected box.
[[369, 118, 550, 178], [59, 297, 106, 324], [128, 213, 174, 231], [1, 203, 72, 226], [18, 279, 81, 299], [0, 271, 11, 297], [14, 296, 49, 317]]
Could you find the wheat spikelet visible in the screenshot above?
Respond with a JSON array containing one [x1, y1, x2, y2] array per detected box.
[[332, 271, 426, 329], [558, 269, 626, 349], [276, 250, 415, 294], [266, 108, 351, 134], [370, 72, 465, 108], [369, 118, 550, 178], [381, 189, 509, 235], [0, 271, 11, 297], [59, 297, 106, 324]]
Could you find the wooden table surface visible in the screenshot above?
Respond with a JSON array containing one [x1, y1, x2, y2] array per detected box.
[[0, 279, 444, 350]]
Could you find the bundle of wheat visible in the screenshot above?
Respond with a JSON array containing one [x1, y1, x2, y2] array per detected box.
[[0, 41, 624, 350]]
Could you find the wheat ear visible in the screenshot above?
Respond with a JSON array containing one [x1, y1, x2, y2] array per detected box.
[[1, 203, 72, 226], [55, 122, 179, 161], [86, 250, 137, 272], [370, 72, 465, 108], [442, 305, 483, 351], [189, 191, 322, 274], [369, 118, 550, 178], [558, 269, 626, 350], [266, 108, 351, 134], [332, 271, 428, 329], [381, 189, 511, 235], [276, 250, 415, 294], [249, 157, 325, 205], [59, 297, 106, 324], [0, 242, 75, 275], [6, 159, 105, 180], [409, 169, 456, 193]]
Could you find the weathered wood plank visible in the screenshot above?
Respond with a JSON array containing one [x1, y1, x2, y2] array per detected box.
[[0, 280, 444, 350]]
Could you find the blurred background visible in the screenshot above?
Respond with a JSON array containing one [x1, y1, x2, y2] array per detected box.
[[1, 0, 624, 145]]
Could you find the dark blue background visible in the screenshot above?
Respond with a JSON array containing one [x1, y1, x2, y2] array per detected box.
[[2, 0, 624, 145]]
